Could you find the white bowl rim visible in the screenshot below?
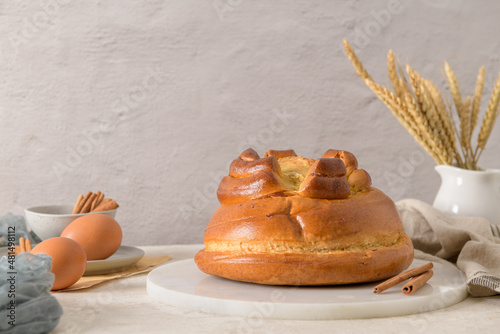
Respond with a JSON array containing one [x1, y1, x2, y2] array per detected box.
[[25, 204, 117, 217]]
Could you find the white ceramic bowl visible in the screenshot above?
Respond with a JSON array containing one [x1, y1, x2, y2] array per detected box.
[[25, 205, 117, 241]]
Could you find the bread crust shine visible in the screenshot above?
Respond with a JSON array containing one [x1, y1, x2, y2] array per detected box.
[[194, 149, 414, 285]]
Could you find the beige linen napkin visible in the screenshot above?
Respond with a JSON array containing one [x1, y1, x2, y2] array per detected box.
[[397, 199, 500, 297], [56, 255, 171, 292]]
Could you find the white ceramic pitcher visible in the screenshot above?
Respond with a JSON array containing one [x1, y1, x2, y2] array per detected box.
[[433, 165, 500, 225]]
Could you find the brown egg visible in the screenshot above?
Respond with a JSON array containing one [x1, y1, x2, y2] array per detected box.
[[61, 213, 122, 261], [31, 237, 87, 291]]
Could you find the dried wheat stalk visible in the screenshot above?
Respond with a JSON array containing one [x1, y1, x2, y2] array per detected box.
[[423, 79, 459, 162], [470, 66, 485, 136], [388, 50, 404, 100], [363, 79, 445, 164], [476, 72, 500, 159], [343, 38, 500, 170], [343, 39, 373, 82]]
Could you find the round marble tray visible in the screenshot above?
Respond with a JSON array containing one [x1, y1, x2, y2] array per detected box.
[[146, 258, 468, 320]]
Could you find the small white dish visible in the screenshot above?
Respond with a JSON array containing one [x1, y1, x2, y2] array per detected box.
[[84, 245, 144, 276]]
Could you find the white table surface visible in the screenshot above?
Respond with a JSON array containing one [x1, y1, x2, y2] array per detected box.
[[52, 244, 500, 334]]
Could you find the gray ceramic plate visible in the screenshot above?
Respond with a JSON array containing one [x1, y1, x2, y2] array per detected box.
[[84, 245, 144, 276]]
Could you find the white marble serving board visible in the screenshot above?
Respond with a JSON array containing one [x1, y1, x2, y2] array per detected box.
[[146, 258, 468, 320]]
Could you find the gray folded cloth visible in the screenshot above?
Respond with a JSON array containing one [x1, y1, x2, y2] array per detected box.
[[0, 213, 33, 247], [0, 252, 63, 333], [397, 198, 500, 297]]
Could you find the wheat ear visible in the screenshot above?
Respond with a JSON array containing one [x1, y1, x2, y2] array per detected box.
[[403, 89, 446, 164], [388, 50, 404, 99], [343, 39, 499, 169], [470, 66, 485, 136], [407, 64, 424, 111], [423, 79, 459, 162], [477, 72, 500, 153], [444, 61, 472, 166], [345, 44, 444, 164], [420, 80, 454, 165], [405, 66, 451, 165], [400, 75, 447, 164], [463, 96, 472, 167], [366, 80, 442, 163], [404, 66, 447, 163], [343, 39, 373, 82], [343, 40, 415, 143]]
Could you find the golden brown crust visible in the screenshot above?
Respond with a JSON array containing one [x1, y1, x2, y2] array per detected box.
[[229, 156, 282, 178], [297, 158, 350, 199], [297, 175, 351, 199], [348, 168, 372, 193], [195, 233, 413, 285], [306, 158, 346, 177], [217, 170, 286, 205], [196, 148, 414, 285], [264, 149, 297, 159], [240, 148, 260, 161], [321, 149, 358, 177], [205, 188, 403, 248]]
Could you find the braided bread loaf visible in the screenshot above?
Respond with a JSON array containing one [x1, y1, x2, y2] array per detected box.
[[195, 148, 414, 285]]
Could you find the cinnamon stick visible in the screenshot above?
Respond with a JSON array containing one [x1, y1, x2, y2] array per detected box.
[[76, 191, 92, 214], [25, 238, 32, 252], [81, 192, 97, 213], [93, 191, 104, 210], [19, 237, 26, 253], [373, 262, 433, 294], [72, 194, 84, 214], [402, 270, 434, 295], [92, 197, 111, 211], [92, 199, 119, 212], [90, 191, 102, 211], [15, 238, 32, 255]]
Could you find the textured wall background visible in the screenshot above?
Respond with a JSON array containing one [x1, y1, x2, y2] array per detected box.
[[1, 0, 499, 245]]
